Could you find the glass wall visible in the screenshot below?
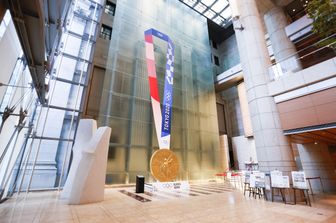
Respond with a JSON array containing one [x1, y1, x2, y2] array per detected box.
[[99, 0, 221, 184], [0, 0, 104, 199]]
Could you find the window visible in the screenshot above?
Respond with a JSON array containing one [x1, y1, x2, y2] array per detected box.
[[105, 1, 116, 16], [212, 40, 217, 49], [0, 10, 11, 40], [214, 55, 219, 66], [100, 24, 112, 40]]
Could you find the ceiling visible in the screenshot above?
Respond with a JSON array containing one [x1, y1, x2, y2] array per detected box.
[[179, 0, 232, 27], [289, 128, 336, 145]]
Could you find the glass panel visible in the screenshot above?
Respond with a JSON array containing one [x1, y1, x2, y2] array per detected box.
[[99, 0, 220, 184], [107, 146, 126, 172], [129, 147, 148, 171]]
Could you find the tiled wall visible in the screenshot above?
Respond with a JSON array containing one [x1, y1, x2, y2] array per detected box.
[[277, 87, 336, 130], [297, 143, 336, 192]]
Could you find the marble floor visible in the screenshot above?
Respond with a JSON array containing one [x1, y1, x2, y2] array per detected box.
[[0, 182, 335, 223]]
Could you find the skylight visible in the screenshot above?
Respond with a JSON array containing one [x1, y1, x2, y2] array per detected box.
[[179, 0, 232, 26]]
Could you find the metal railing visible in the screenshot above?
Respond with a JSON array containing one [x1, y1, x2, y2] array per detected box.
[[269, 34, 336, 80]]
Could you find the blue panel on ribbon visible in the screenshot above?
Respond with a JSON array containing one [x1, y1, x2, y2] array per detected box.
[[144, 28, 175, 140], [161, 40, 174, 138]]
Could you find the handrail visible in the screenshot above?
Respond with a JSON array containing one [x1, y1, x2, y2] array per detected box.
[[271, 33, 336, 67], [269, 33, 336, 80]]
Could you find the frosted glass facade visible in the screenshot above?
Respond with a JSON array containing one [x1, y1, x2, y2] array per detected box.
[[99, 0, 220, 184]]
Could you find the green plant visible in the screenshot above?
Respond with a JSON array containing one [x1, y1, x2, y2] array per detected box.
[[306, 0, 336, 49]]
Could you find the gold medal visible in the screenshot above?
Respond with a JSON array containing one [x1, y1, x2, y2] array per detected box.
[[150, 149, 179, 182]]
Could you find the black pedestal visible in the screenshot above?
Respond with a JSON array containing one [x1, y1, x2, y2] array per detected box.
[[135, 175, 145, 193]]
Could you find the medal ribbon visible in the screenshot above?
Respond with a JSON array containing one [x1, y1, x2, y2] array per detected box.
[[144, 28, 175, 149]]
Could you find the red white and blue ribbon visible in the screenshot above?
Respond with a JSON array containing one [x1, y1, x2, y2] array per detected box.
[[144, 28, 175, 149]]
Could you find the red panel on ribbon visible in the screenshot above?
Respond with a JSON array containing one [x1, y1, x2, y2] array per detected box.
[[148, 76, 160, 102]]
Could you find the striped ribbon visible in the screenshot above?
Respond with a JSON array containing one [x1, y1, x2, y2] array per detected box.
[[144, 28, 175, 149]]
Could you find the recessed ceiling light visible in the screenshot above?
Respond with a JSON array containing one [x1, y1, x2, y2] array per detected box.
[[293, 9, 296, 12]]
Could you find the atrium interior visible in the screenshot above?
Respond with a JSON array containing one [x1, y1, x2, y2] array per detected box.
[[0, 0, 335, 222]]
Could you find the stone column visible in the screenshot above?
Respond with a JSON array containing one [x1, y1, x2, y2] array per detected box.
[[229, 0, 296, 173], [264, 6, 302, 73]]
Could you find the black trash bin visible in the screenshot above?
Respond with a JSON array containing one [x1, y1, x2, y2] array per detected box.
[[135, 175, 145, 193]]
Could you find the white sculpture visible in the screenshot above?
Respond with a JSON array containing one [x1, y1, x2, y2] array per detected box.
[[61, 119, 111, 204]]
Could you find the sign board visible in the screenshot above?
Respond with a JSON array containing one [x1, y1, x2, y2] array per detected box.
[[150, 181, 190, 192], [243, 171, 251, 183], [281, 176, 290, 188], [270, 171, 290, 188], [250, 172, 265, 188], [291, 171, 307, 189], [270, 171, 283, 188]]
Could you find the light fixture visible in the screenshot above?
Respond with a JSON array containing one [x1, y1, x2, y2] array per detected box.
[[234, 23, 244, 31], [232, 15, 244, 31]]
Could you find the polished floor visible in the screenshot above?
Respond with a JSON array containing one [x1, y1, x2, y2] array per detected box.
[[0, 182, 335, 223]]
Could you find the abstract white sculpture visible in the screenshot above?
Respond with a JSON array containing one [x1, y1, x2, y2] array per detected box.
[[61, 119, 111, 204]]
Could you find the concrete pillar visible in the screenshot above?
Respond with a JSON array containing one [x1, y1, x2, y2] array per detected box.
[[229, 0, 296, 173], [264, 6, 301, 73], [219, 135, 230, 171]]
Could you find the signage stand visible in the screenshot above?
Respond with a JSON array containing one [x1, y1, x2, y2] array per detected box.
[[291, 171, 311, 206], [293, 188, 311, 206], [271, 187, 287, 204], [270, 171, 290, 204]]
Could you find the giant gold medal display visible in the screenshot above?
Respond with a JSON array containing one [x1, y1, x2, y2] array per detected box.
[[150, 149, 179, 182], [144, 28, 179, 182]]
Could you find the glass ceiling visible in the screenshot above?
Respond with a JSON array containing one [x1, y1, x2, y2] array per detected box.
[[179, 0, 232, 26]]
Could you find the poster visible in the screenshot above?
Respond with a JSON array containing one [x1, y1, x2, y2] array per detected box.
[[270, 170, 283, 188], [252, 172, 266, 188], [270, 171, 290, 188], [281, 176, 290, 188], [243, 171, 251, 184], [291, 171, 307, 189]]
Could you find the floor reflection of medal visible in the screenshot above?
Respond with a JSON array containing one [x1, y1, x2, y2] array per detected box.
[[145, 29, 179, 182], [150, 149, 179, 182]]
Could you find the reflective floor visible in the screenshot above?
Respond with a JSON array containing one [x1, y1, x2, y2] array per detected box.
[[0, 182, 335, 223]]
